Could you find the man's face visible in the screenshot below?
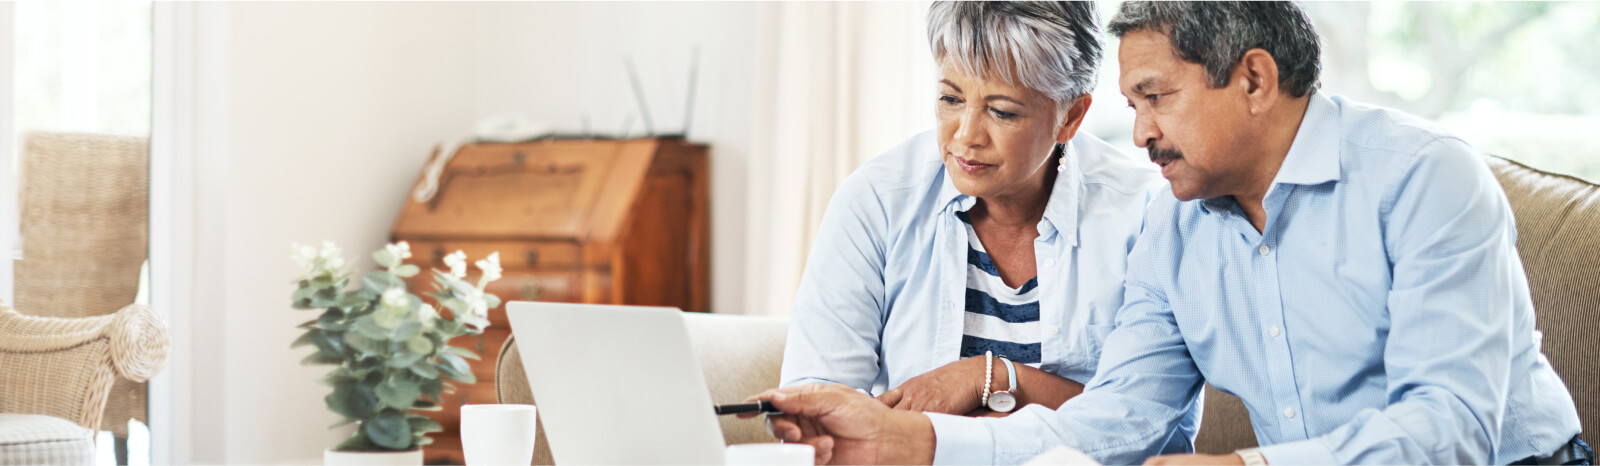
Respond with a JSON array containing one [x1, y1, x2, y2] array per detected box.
[[1118, 29, 1256, 201]]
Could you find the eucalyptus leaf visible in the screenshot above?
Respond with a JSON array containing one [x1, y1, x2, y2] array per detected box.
[[300, 352, 342, 366], [386, 349, 425, 368], [439, 353, 476, 384], [373, 249, 399, 269], [406, 336, 434, 356], [376, 376, 422, 411], [393, 264, 420, 278], [335, 432, 379, 451], [406, 416, 443, 435], [363, 409, 413, 450], [408, 363, 440, 379], [344, 331, 386, 357], [394, 320, 422, 342], [361, 270, 403, 294], [443, 346, 480, 360], [290, 331, 317, 349], [419, 378, 444, 397], [326, 383, 378, 420], [355, 315, 393, 339], [372, 307, 404, 330], [312, 331, 345, 355]]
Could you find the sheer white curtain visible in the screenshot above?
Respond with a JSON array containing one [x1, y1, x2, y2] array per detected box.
[[743, 2, 937, 316]]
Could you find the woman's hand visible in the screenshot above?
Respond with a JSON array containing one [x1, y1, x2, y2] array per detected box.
[[875, 356, 986, 414]]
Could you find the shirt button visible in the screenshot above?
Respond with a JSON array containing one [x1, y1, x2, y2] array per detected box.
[[1258, 245, 1271, 256], [1047, 325, 1060, 336], [1042, 259, 1057, 268], [1066, 234, 1077, 244], [1283, 407, 1296, 419], [1269, 325, 1281, 337]]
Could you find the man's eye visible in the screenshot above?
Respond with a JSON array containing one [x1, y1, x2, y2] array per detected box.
[[1146, 94, 1161, 103]]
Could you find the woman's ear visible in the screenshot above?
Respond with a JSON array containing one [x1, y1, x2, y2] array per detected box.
[[1055, 94, 1093, 143]]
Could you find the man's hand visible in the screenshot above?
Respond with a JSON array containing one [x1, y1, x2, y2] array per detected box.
[[741, 384, 937, 465], [876, 356, 985, 414], [1143, 453, 1247, 465]]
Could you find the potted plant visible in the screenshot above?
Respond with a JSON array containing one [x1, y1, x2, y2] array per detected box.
[[289, 241, 502, 465]]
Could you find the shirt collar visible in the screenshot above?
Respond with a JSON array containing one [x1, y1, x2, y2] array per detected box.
[[1272, 91, 1342, 186], [1198, 92, 1341, 215], [939, 142, 1080, 245]]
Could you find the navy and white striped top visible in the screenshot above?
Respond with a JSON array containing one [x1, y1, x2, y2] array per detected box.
[[955, 210, 1042, 366]]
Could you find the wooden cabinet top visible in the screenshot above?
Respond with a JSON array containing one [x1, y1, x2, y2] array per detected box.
[[391, 138, 707, 243]]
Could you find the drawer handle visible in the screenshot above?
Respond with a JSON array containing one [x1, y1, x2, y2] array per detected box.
[[433, 247, 446, 264], [519, 281, 541, 301], [525, 250, 540, 267]]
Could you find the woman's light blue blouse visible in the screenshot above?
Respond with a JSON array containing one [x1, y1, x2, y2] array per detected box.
[[779, 130, 1167, 394]]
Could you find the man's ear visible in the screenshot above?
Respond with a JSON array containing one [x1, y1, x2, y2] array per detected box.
[[1236, 49, 1281, 115], [1055, 94, 1093, 143]]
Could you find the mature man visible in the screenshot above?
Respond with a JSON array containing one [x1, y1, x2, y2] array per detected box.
[[748, 2, 1589, 465]]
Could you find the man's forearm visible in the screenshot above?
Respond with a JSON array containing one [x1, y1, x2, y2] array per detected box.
[[879, 411, 939, 464]]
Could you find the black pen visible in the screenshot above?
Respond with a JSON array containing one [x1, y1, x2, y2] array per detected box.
[[713, 400, 783, 416]]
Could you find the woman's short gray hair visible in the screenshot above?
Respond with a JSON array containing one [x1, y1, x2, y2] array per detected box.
[[927, 1, 1103, 113]]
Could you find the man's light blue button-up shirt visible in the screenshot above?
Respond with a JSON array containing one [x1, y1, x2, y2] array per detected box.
[[926, 93, 1582, 465], [780, 130, 1197, 453]]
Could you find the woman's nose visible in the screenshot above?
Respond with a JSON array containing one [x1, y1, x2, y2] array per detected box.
[[951, 109, 988, 148]]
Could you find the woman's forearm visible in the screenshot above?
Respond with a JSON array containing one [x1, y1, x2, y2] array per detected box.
[[999, 361, 1085, 409]]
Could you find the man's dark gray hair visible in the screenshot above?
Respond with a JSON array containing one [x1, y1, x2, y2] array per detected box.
[[927, 1, 1103, 113], [1107, 1, 1321, 98]]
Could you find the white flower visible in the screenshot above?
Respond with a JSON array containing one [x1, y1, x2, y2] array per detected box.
[[319, 241, 342, 261], [385, 241, 412, 261], [382, 288, 407, 308], [476, 252, 502, 286], [418, 303, 439, 325], [291, 243, 318, 271], [470, 295, 490, 318], [444, 250, 468, 278]]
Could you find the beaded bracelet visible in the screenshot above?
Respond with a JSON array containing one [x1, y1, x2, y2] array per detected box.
[[981, 350, 994, 407]]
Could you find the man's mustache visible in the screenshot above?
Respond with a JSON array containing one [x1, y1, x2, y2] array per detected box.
[[1149, 147, 1184, 163]]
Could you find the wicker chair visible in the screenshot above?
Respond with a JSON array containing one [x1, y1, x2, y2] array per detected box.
[[14, 131, 152, 463], [0, 301, 170, 465]]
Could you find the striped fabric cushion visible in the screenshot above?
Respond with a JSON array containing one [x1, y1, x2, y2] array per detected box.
[[0, 413, 95, 465], [956, 211, 1042, 365]]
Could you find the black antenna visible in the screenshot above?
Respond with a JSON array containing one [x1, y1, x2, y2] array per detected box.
[[623, 56, 656, 136], [681, 45, 701, 137]]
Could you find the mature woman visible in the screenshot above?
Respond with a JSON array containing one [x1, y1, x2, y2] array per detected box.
[[778, 0, 1196, 451]]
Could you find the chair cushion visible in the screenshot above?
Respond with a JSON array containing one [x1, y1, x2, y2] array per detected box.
[[1487, 156, 1600, 448], [0, 413, 95, 465]]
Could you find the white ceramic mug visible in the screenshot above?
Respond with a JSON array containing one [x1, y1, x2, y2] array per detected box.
[[460, 404, 539, 466], [725, 443, 814, 466]]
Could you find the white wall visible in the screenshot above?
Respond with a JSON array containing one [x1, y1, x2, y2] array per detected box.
[[187, 2, 783, 462], [471, 2, 764, 315], [193, 3, 478, 463]]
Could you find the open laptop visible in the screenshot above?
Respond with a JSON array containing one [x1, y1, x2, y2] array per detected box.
[[506, 302, 726, 464]]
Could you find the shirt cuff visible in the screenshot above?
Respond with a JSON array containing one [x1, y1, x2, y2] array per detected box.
[[1257, 438, 1337, 465], [925, 413, 994, 465]]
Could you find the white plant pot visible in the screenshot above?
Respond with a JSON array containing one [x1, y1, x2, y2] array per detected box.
[[323, 448, 422, 466]]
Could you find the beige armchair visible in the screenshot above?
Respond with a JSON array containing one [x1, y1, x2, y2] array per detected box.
[[0, 302, 170, 465], [494, 156, 1599, 462]]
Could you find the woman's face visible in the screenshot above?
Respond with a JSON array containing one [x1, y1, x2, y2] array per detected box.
[[936, 61, 1085, 202]]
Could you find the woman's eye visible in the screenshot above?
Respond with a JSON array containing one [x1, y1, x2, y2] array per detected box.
[[990, 108, 1018, 120], [939, 95, 961, 105]]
